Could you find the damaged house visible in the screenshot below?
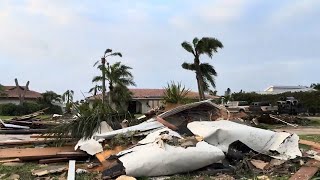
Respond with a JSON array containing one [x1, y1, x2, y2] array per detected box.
[[0, 85, 42, 105], [87, 88, 218, 114]]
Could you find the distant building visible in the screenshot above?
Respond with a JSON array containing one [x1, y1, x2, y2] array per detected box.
[[87, 88, 218, 114], [257, 85, 315, 95], [0, 86, 42, 105]]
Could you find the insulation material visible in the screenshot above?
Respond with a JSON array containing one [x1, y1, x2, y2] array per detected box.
[[187, 120, 302, 160], [115, 128, 225, 177], [75, 121, 113, 155]]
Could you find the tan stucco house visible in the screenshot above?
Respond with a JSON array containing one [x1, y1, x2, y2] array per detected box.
[[0, 86, 42, 105], [88, 88, 218, 114]]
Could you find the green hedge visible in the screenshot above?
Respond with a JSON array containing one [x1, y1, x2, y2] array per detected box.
[[0, 102, 62, 116], [232, 91, 320, 114]]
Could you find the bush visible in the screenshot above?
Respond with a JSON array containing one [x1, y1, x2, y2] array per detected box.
[[0, 102, 42, 116]]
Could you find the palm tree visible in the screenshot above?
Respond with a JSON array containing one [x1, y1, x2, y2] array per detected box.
[[181, 37, 223, 100], [88, 84, 102, 96], [92, 61, 136, 107], [62, 90, 74, 113], [62, 90, 74, 104], [93, 49, 122, 106], [163, 81, 190, 104]]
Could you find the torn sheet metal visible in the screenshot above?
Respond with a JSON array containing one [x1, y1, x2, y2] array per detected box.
[[187, 120, 301, 160], [75, 121, 113, 155], [94, 119, 164, 140], [108, 128, 225, 177], [0, 119, 30, 129]]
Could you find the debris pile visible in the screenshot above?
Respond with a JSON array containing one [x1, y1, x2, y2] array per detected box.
[[0, 100, 319, 179]]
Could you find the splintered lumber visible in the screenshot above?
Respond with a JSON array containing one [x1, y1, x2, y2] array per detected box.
[[0, 119, 30, 129], [289, 159, 320, 180], [32, 165, 67, 176], [289, 166, 318, 180], [95, 146, 125, 164], [269, 115, 298, 127], [0, 158, 20, 163], [67, 160, 76, 180], [300, 139, 320, 150], [0, 146, 76, 161], [39, 157, 70, 164], [0, 129, 48, 134], [12, 108, 49, 121]]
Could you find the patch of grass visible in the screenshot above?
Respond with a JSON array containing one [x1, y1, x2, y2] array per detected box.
[[299, 134, 320, 142], [76, 173, 99, 180], [0, 163, 39, 179]]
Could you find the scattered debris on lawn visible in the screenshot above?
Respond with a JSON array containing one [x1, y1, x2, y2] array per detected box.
[[0, 100, 319, 179]]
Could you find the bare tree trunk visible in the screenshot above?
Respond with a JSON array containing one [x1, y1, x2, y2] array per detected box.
[[14, 78, 22, 105], [21, 81, 30, 104]]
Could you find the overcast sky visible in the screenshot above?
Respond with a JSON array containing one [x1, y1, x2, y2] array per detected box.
[[0, 0, 319, 100]]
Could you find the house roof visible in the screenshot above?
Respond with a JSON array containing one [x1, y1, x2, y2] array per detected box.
[[0, 86, 42, 99], [88, 88, 218, 100]]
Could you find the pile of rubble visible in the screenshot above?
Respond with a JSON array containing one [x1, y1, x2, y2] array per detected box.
[[0, 100, 319, 179]]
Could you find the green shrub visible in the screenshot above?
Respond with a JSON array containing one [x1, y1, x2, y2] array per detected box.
[[0, 102, 42, 116]]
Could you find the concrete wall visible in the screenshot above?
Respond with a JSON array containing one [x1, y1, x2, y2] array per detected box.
[[0, 99, 20, 105]]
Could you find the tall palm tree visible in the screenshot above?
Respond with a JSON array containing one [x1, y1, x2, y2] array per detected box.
[[181, 37, 223, 100], [88, 84, 102, 96], [93, 49, 122, 106], [62, 90, 74, 104], [62, 90, 74, 113], [92, 61, 136, 107]]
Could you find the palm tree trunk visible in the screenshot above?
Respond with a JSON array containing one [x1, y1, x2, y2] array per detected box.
[[195, 59, 204, 101], [101, 58, 106, 106]]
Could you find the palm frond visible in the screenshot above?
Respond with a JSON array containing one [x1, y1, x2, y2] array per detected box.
[[192, 37, 199, 47], [181, 62, 196, 71], [163, 81, 190, 104], [93, 60, 100, 67], [92, 76, 104, 83], [108, 52, 122, 57], [105, 49, 112, 54], [197, 37, 223, 58], [181, 41, 195, 55]]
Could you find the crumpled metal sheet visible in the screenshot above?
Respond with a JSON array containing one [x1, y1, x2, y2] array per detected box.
[[118, 139, 224, 177], [187, 120, 302, 160]]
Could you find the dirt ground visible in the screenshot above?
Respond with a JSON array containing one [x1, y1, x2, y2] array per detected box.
[[274, 127, 320, 135]]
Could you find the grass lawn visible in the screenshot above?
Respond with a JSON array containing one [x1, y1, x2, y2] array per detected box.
[[299, 134, 320, 142], [0, 114, 51, 121], [0, 163, 98, 180]]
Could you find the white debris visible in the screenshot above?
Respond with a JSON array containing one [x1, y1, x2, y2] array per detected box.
[[119, 141, 224, 177], [75, 121, 113, 155], [187, 120, 302, 160]]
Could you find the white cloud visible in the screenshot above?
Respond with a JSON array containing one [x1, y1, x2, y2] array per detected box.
[[269, 0, 320, 24], [198, 0, 252, 23]]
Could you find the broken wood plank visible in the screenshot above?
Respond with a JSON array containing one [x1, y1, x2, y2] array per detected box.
[[39, 157, 70, 164], [269, 115, 298, 127], [0, 146, 75, 160], [56, 151, 88, 157], [0, 119, 30, 129], [289, 166, 318, 180], [67, 160, 76, 180], [300, 139, 320, 150], [0, 158, 20, 163], [32, 165, 67, 176], [95, 146, 125, 164], [0, 129, 48, 134]]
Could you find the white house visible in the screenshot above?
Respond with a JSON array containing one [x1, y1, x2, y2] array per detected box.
[[257, 85, 315, 95]]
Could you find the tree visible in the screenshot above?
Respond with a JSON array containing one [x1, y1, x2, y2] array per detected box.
[[311, 83, 320, 91], [92, 61, 136, 108], [181, 37, 223, 101], [62, 90, 74, 104], [62, 90, 74, 113], [163, 81, 190, 104], [111, 84, 133, 111], [0, 84, 6, 96], [88, 84, 102, 96], [14, 78, 30, 105], [39, 91, 61, 105], [93, 49, 122, 106]]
